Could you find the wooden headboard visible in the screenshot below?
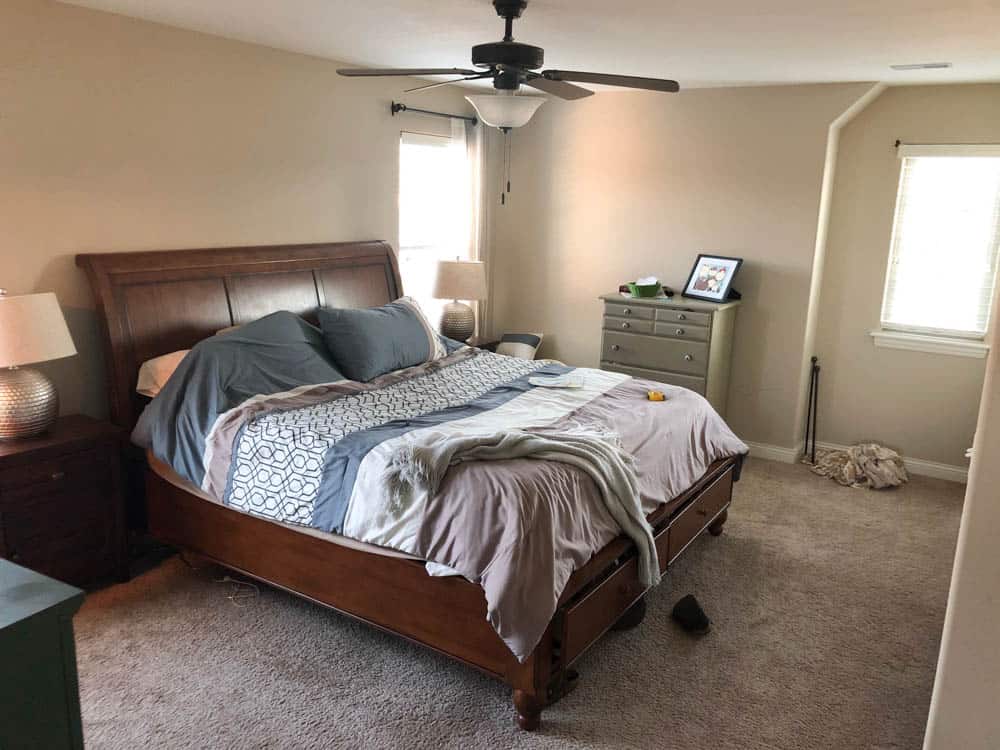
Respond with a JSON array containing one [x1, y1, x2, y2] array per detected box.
[[77, 241, 401, 431]]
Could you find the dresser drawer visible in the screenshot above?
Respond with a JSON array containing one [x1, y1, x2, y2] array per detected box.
[[604, 302, 654, 320], [599, 363, 706, 395], [0, 448, 109, 494], [655, 308, 711, 327], [602, 332, 708, 375], [603, 316, 653, 335], [653, 321, 710, 342], [668, 467, 732, 563]]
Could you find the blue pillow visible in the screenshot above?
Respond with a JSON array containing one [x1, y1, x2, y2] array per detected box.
[[317, 297, 447, 381]]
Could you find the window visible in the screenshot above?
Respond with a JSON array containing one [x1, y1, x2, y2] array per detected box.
[[873, 145, 1000, 357], [398, 129, 473, 326]]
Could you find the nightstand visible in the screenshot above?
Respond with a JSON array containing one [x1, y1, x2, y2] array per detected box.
[[466, 335, 501, 352], [0, 415, 127, 586]]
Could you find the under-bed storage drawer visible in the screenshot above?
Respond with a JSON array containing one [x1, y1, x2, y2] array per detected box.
[[667, 467, 732, 564], [561, 555, 646, 665]]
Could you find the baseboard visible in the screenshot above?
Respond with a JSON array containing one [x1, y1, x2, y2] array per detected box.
[[814, 441, 968, 484], [744, 441, 802, 464], [745, 440, 969, 483]]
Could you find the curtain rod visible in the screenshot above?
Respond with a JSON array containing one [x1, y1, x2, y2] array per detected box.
[[391, 101, 477, 125]]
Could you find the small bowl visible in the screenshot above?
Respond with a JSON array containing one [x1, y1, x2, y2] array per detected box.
[[627, 281, 662, 298]]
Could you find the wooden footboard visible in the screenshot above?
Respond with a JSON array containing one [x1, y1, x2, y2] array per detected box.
[[146, 455, 739, 731]]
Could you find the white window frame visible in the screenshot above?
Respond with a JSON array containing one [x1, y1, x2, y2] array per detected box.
[[870, 143, 1000, 358]]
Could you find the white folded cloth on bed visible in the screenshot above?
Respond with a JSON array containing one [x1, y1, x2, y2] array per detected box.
[[382, 428, 661, 588]]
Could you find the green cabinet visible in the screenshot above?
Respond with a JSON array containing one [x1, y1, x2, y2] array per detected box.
[[0, 560, 85, 749]]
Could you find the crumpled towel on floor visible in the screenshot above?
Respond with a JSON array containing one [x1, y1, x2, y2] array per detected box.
[[805, 442, 909, 489]]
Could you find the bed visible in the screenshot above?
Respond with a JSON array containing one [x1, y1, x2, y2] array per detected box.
[[78, 240, 745, 730]]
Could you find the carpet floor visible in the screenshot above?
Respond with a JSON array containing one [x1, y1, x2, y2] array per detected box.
[[75, 458, 964, 749]]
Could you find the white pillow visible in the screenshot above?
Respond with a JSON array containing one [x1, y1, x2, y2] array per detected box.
[[136, 350, 189, 398], [496, 333, 543, 360]]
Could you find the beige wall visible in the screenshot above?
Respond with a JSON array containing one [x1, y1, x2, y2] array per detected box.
[[923, 287, 1000, 749], [814, 85, 1000, 466], [0, 0, 473, 418], [489, 83, 871, 448]]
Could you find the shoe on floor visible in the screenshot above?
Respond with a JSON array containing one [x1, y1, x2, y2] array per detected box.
[[671, 594, 711, 635]]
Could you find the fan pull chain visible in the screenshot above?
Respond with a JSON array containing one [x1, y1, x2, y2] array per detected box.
[[500, 129, 512, 206]]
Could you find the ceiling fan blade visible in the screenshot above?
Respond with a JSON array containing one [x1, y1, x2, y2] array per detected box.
[[405, 72, 495, 94], [542, 70, 679, 93], [524, 75, 593, 100], [337, 67, 480, 77]]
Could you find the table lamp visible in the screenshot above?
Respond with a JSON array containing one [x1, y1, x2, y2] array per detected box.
[[432, 260, 487, 342], [0, 290, 77, 440]]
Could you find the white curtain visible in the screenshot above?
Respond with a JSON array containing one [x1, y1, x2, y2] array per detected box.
[[465, 118, 489, 337]]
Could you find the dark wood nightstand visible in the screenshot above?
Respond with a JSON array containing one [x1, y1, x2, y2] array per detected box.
[[466, 335, 501, 352], [0, 415, 127, 586]]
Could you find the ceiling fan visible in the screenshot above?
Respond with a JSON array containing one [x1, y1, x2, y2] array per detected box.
[[337, 0, 679, 130]]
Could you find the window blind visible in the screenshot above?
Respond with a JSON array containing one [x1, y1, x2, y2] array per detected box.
[[881, 149, 1000, 339]]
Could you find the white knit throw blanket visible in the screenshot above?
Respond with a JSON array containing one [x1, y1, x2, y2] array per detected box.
[[382, 429, 661, 588]]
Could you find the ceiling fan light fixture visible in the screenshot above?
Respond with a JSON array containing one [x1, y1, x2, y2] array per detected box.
[[465, 90, 545, 130]]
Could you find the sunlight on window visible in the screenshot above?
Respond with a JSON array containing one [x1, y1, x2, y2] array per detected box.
[[882, 155, 1000, 338], [399, 132, 472, 326]]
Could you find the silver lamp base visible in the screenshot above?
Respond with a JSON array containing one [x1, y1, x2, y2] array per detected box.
[[0, 367, 58, 440], [440, 301, 476, 343]]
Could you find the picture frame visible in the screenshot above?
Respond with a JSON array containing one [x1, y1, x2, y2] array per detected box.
[[682, 253, 743, 302]]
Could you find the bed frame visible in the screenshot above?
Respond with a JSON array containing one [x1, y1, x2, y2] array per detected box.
[[77, 241, 740, 730]]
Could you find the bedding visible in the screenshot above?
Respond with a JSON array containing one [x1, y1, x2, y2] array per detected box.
[[136, 350, 189, 397], [317, 296, 446, 381], [134, 314, 748, 661]]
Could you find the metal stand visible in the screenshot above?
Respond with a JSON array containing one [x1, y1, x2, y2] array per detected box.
[[803, 356, 820, 464]]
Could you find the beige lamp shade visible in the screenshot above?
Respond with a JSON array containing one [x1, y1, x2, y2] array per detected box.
[[432, 260, 487, 301], [0, 291, 77, 368]]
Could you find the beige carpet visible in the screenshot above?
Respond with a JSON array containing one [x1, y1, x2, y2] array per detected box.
[[75, 458, 964, 749]]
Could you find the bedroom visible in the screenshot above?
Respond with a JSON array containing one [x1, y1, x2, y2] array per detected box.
[[1, 0, 998, 748]]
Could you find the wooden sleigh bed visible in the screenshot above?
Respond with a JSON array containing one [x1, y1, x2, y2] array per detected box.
[[78, 241, 741, 731]]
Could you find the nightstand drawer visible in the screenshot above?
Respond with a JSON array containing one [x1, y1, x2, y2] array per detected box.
[[0, 448, 109, 493], [2, 488, 115, 582]]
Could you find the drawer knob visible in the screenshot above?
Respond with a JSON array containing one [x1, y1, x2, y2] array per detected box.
[[611, 344, 621, 352], [51, 470, 66, 481], [623, 307, 632, 315], [621, 321, 630, 329], [684, 353, 694, 361], [696, 508, 709, 516], [676, 328, 685, 335], [10, 551, 20, 562], [678, 313, 687, 320]]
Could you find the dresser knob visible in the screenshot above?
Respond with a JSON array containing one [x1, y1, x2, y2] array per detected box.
[[10, 551, 20, 562], [621, 321, 630, 329], [51, 470, 66, 481], [611, 344, 621, 351], [684, 353, 694, 361], [623, 308, 632, 315], [676, 328, 685, 335], [678, 313, 687, 320]]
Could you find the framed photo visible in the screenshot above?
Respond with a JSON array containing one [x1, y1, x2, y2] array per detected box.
[[682, 253, 743, 302]]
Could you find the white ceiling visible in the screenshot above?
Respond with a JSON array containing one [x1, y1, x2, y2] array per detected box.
[[60, 0, 1000, 88]]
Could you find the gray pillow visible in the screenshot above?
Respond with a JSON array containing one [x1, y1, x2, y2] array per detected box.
[[318, 296, 446, 381]]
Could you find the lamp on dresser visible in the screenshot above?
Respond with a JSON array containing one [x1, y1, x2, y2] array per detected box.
[[0, 290, 77, 440], [432, 259, 487, 342]]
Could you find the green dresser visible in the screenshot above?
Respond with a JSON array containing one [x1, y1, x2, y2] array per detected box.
[[0, 560, 85, 749]]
